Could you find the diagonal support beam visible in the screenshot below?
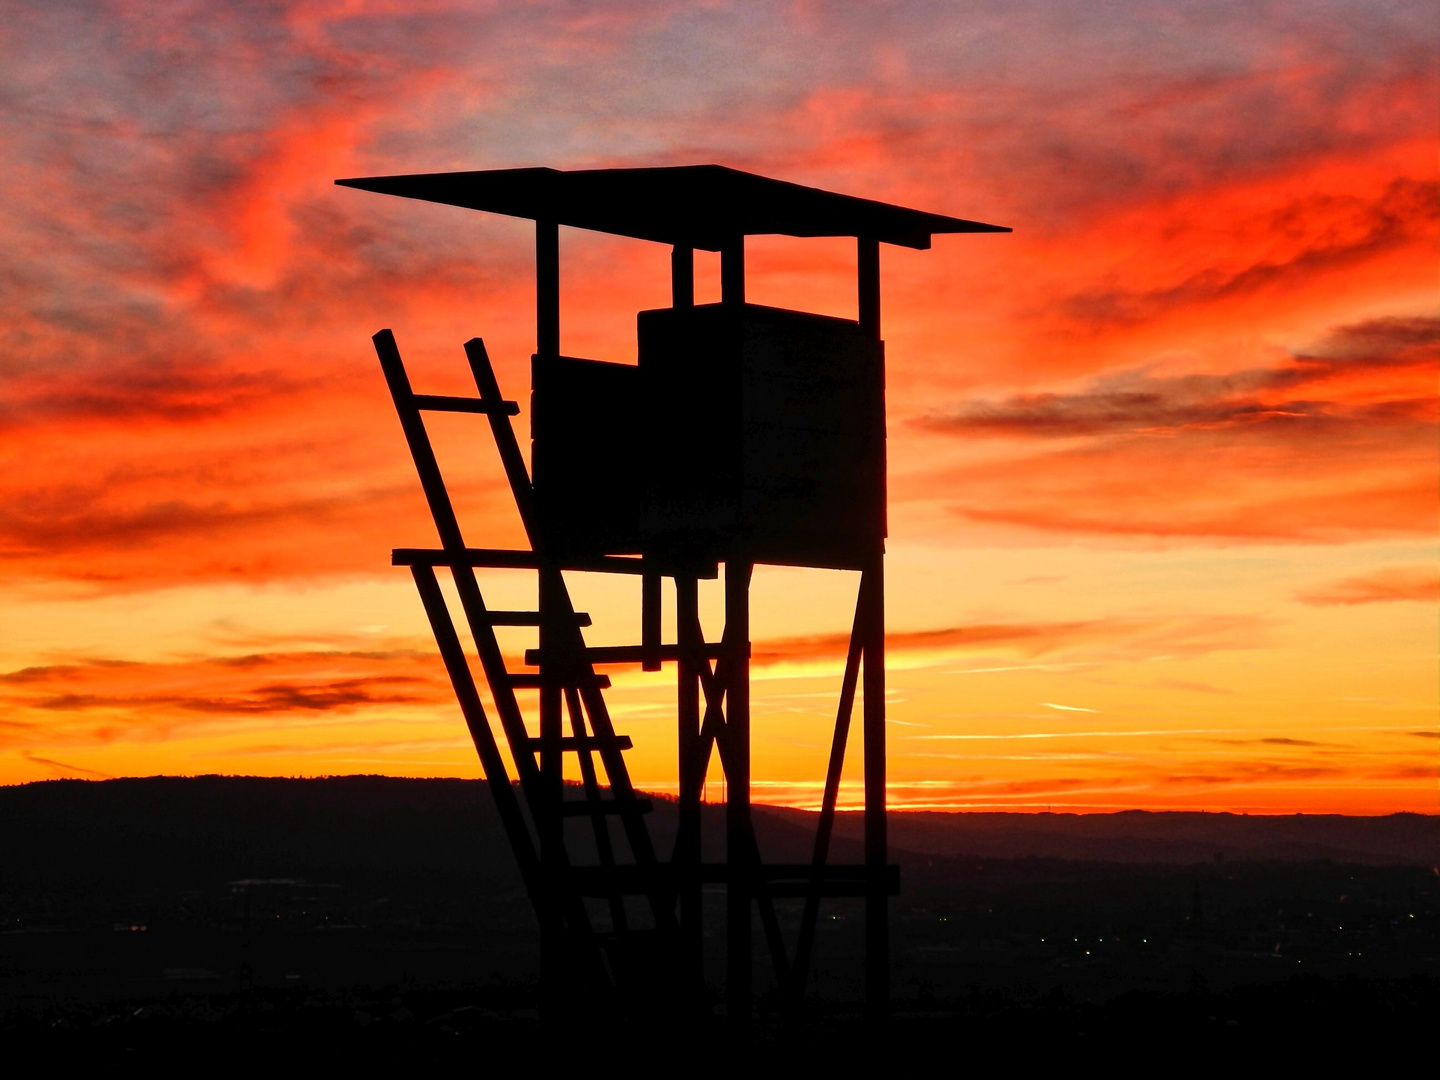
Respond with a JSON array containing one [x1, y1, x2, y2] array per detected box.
[[790, 574, 867, 998], [411, 564, 539, 902]]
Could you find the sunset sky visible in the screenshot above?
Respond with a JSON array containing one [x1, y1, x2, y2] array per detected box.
[[2, 0, 1435, 813]]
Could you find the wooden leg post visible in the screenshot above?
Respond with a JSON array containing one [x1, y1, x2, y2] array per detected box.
[[538, 563, 565, 1018], [676, 574, 702, 993], [725, 560, 752, 1029], [862, 560, 888, 1016]]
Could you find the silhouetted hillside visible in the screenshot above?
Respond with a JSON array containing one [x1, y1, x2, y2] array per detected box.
[[2, 776, 1436, 1058], [4, 776, 1433, 887], [1, 775, 524, 897]]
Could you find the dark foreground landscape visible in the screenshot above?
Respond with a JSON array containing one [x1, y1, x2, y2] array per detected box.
[[2, 776, 1435, 1062]]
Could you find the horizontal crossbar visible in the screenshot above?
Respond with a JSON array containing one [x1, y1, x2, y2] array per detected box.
[[523, 643, 730, 666], [394, 547, 648, 575], [506, 673, 611, 690], [393, 548, 719, 579], [412, 393, 520, 416], [520, 734, 632, 751], [481, 610, 592, 627]]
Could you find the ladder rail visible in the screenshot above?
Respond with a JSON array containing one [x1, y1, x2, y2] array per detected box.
[[461, 334, 672, 920], [377, 331, 604, 953], [374, 332, 542, 786]]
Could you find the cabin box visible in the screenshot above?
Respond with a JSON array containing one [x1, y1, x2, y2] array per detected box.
[[638, 302, 885, 570], [530, 303, 885, 569]]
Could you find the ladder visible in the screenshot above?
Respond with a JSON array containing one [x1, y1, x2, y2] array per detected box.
[[374, 329, 678, 1002]]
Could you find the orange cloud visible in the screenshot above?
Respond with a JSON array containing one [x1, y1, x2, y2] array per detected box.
[[1298, 566, 1440, 605]]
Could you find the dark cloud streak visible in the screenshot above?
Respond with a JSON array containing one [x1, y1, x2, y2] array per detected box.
[[919, 315, 1438, 440], [29, 676, 433, 716]]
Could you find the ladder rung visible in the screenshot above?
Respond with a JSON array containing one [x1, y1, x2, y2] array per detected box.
[[524, 643, 730, 666], [394, 547, 651, 576], [506, 673, 611, 689], [558, 797, 652, 816], [412, 393, 519, 416], [522, 735, 632, 752], [481, 610, 592, 627]]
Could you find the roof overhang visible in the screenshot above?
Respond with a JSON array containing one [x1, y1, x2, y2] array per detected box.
[[335, 164, 1009, 250]]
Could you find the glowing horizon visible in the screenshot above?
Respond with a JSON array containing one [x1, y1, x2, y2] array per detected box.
[[1, 1, 1435, 814]]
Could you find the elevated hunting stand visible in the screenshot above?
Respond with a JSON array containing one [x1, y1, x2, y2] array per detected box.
[[337, 165, 1007, 1025]]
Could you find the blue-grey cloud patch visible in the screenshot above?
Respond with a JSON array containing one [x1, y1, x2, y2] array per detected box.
[[917, 315, 1438, 439]]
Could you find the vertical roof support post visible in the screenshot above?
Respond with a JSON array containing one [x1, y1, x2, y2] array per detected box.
[[858, 236, 880, 337], [537, 219, 560, 360], [858, 236, 889, 1019]]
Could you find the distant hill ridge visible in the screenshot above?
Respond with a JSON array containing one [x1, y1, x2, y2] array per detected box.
[[807, 806, 1439, 867], [1, 776, 1434, 882]]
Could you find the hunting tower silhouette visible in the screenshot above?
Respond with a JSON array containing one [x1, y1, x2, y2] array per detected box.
[[337, 165, 1008, 1025]]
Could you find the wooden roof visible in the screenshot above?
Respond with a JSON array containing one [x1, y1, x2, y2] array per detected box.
[[336, 164, 1008, 250]]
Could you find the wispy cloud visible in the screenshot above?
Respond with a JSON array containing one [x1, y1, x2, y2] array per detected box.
[[918, 316, 1437, 439], [1297, 565, 1440, 605], [21, 753, 114, 779], [747, 613, 1266, 669]]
